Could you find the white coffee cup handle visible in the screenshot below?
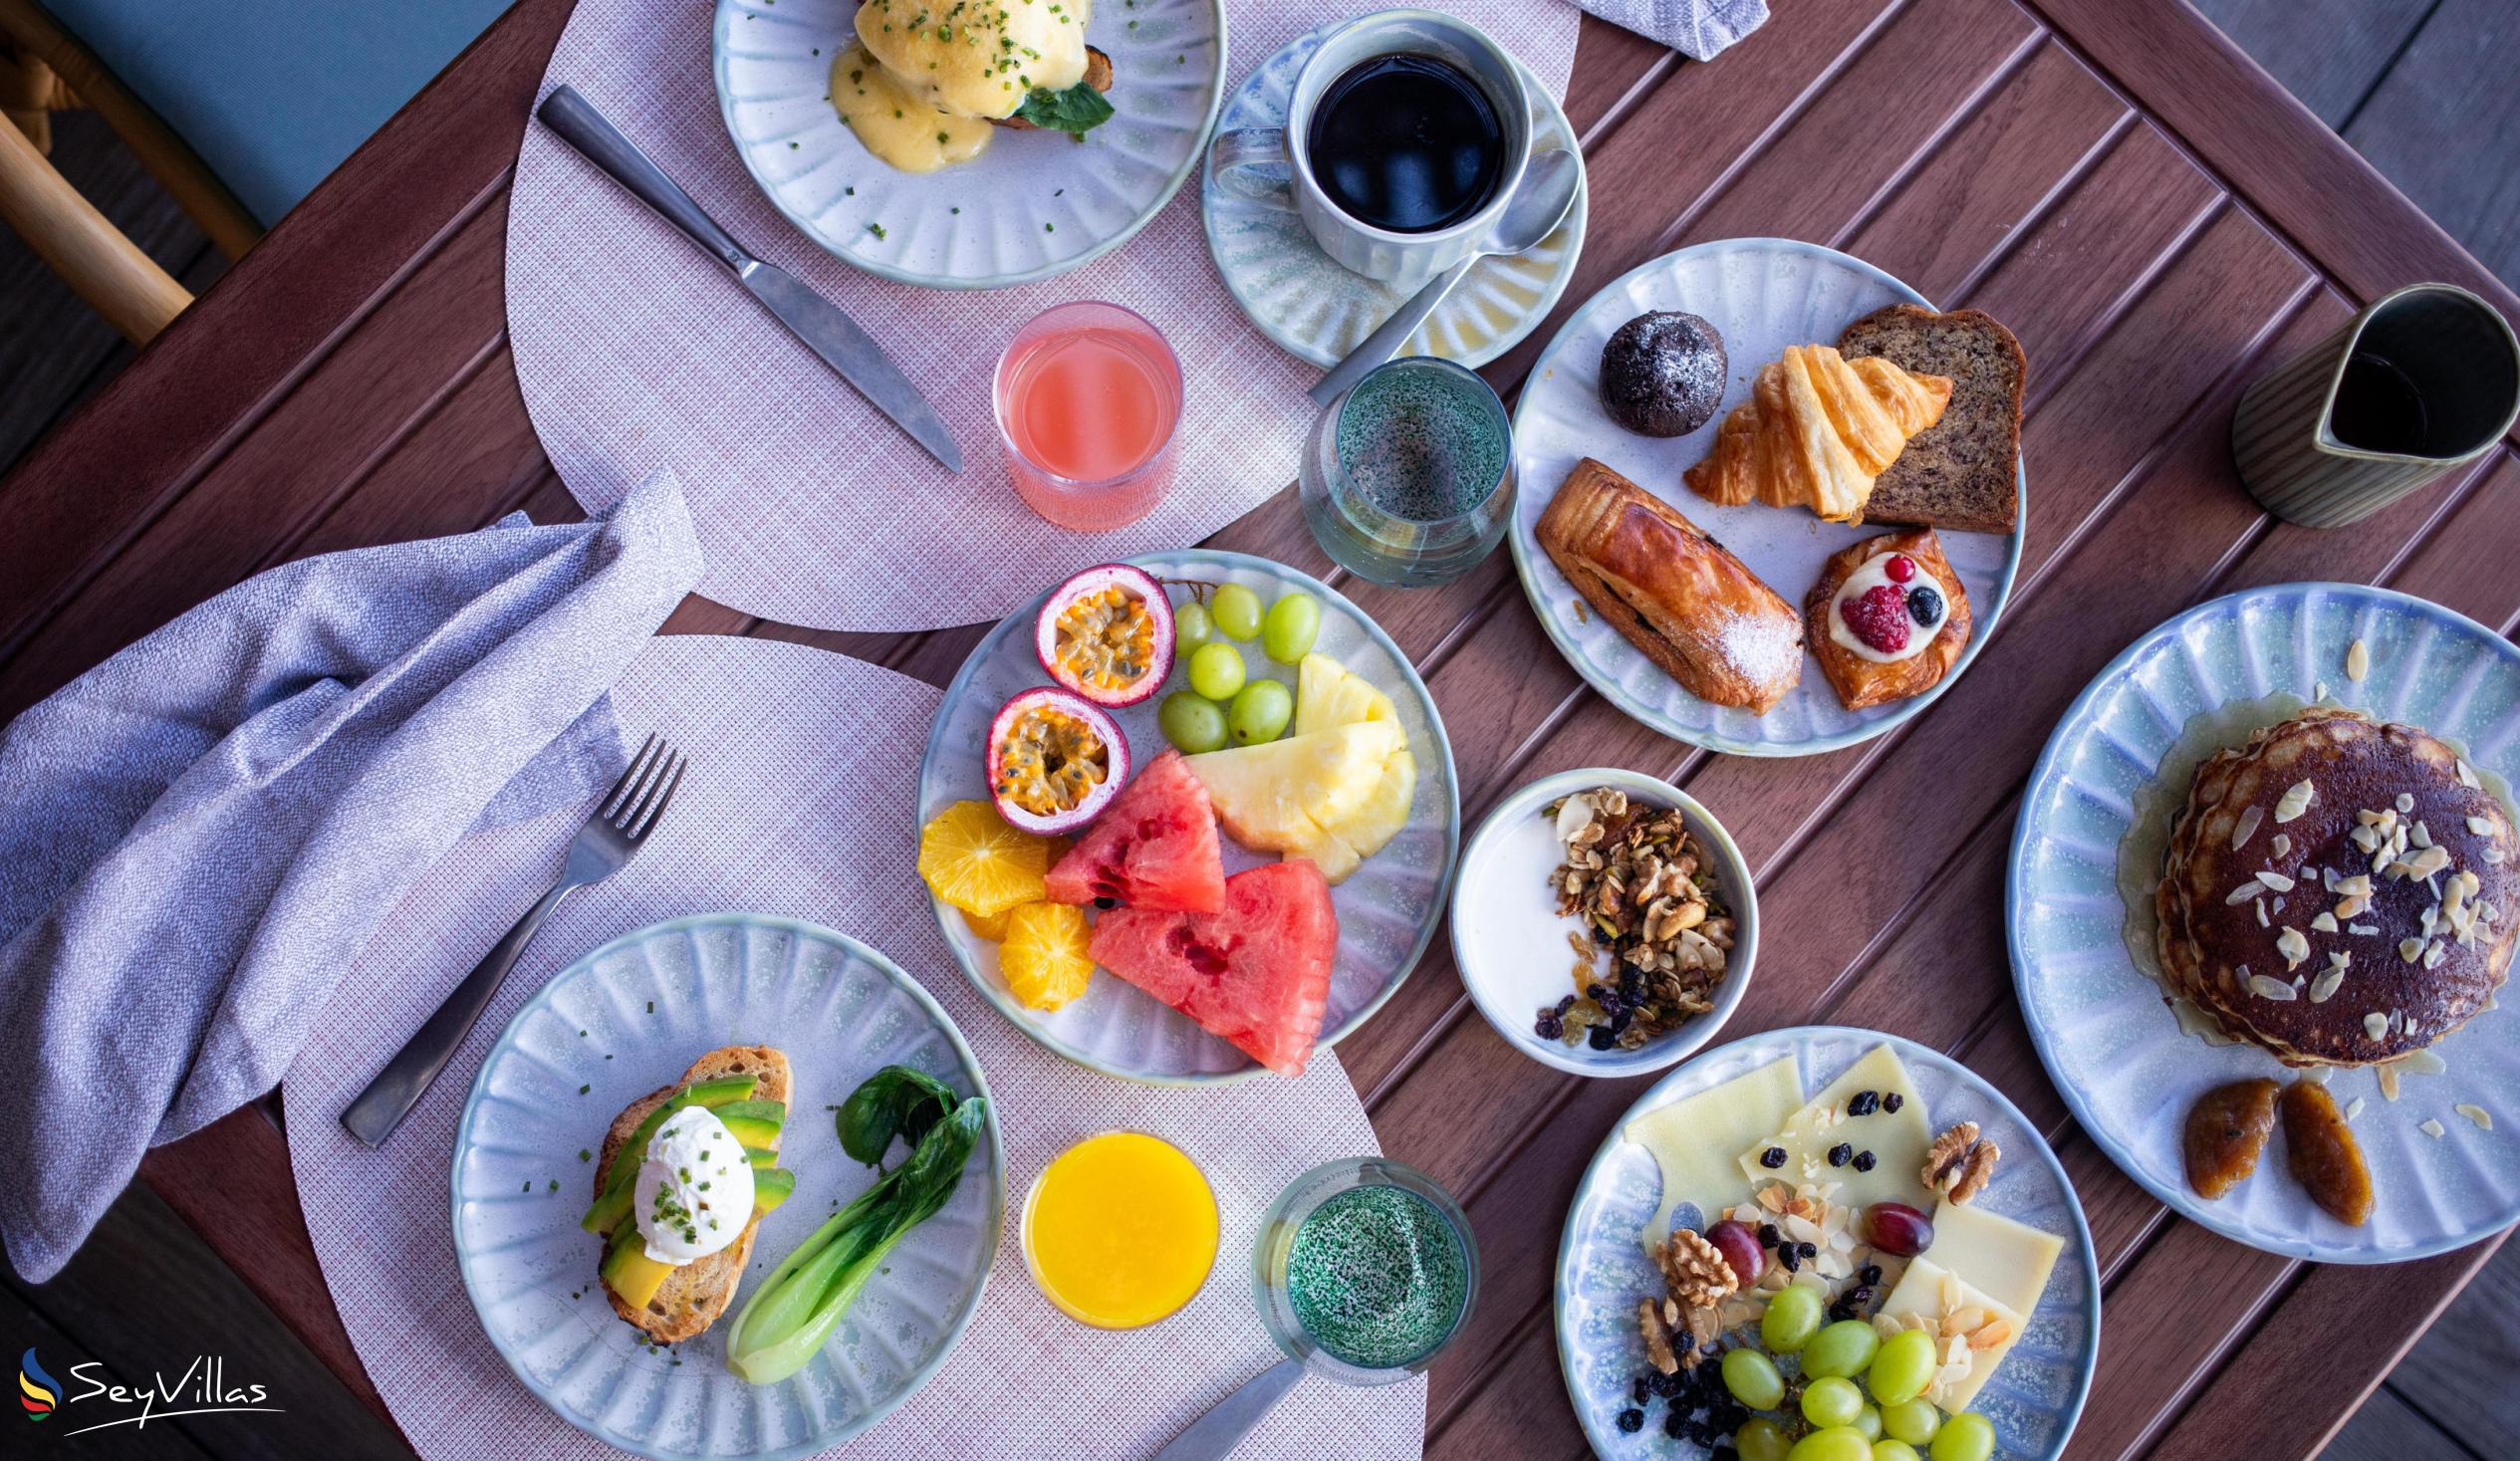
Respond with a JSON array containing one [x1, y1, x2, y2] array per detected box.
[[1209, 126, 1296, 211]]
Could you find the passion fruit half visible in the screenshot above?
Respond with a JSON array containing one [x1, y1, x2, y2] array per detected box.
[[986, 686, 1130, 836], [1035, 564, 1173, 708]]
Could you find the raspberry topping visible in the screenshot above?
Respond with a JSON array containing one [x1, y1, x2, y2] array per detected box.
[[1841, 584, 1911, 653], [1884, 554, 1917, 584]]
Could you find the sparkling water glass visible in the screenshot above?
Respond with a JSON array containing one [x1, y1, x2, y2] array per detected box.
[[1298, 357, 1514, 588]]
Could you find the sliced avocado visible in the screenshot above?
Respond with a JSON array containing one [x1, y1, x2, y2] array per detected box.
[[712, 1099, 786, 1129], [751, 1168, 796, 1217], [717, 1112, 781, 1150], [745, 1147, 779, 1169], [578, 1075, 761, 1233], [600, 1225, 672, 1311]]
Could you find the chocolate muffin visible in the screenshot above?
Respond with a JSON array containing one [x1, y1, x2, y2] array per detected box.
[[1599, 311, 1727, 437]]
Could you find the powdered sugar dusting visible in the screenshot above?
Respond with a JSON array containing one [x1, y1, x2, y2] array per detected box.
[[1717, 608, 1803, 688]]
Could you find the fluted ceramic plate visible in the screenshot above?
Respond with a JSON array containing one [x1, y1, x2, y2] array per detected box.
[[1199, 22, 1587, 368], [919, 549, 1459, 1084], [2011, 583, 2520, 1262], [452, 914, 1002, 1460], [1557, 1027, 2100, 1459], [714, 0, 1225, 289], [1507, 239, 2026, 756]]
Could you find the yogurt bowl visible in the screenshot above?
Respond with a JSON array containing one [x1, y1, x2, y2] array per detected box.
[[1451, 768, 1757, 1077]]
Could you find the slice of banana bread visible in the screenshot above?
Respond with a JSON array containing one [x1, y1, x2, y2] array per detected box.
[[1838, 305, 2024, 534]]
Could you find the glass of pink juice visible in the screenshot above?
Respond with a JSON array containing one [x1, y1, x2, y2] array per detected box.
[[993, 301, 1183, 531]]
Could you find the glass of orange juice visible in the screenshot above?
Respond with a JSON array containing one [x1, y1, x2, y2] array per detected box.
[[1021, 1130, 1219, 1329], [993, 301, 1184, 532]]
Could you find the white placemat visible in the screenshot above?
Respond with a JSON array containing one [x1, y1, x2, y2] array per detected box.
[[505, 0, 1579, 632], [282, 634, 1420, 1459]]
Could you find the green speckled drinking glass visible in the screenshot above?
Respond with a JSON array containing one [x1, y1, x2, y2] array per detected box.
[[1252, 1155, 1478, 1385]]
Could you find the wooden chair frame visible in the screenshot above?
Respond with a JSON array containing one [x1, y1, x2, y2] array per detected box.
[[0, 0, 261, 344]]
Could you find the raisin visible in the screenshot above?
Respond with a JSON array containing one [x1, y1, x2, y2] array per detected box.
[[1758, 1223, 1783, 1248], [1884, 1093, 1904, 1112], [1859, 1264, 1884, 1286], [1778, 1245, 1801, 1274], [1534, 1015, 1564, 1040], [1759, 1146, 1788, 1169], [1827, 1142, 1854, 1167], [1616, 1408, 1644, 1433], [1797, 1241, 1818, 1259], [1588, 1025, 1618, 1051], [1852, 1150, 1877, 1172], [1847, 1091, 1881, 1116]]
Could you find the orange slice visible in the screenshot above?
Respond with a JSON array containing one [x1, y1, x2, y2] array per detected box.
[[919, 801, 1060, 917], [1001, 902, 1094, 1011]]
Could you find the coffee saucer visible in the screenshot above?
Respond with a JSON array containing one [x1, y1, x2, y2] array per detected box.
[[1199, 23, 1588, 370]]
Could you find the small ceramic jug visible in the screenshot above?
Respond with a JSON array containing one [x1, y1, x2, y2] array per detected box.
[[2231, 283, 2520, 529]]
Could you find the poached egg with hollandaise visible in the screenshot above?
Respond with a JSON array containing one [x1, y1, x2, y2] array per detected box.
[[832, 0, 1109, 173]]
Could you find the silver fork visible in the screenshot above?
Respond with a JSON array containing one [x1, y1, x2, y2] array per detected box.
[[341, 735, 688, 1146]]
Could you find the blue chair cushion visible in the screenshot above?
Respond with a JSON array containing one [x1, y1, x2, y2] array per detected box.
[[39, 0, 517, 226]]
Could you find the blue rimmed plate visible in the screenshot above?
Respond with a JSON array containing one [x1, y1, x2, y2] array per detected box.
[[2011, 582, 2520, 1262], [451, 913, 1002, 1460], [918, 549, 1460, 1084], [1507, 239, 2026, 757], [1556, 1026, 2099, 1459]]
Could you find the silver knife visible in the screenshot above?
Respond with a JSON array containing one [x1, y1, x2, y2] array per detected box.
[[537, 85, 963, 472]]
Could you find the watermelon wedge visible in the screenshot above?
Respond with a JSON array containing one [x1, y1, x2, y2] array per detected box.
[[1089, 861, 1337, 1077], [1044, 749, 1227, 913]]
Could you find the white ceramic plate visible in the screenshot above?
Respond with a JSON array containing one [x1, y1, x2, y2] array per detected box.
[[451, 913, 1003, 1460], [2012, 582, 2520, 1261], [1451, 768, 1756, 1078], [1557, 1027, 2100, 1459], [1507, 239, 2026, 756], [714, 0, 1226, 289], [1199, 21, 1587, 368], [917, 549, 1459, 1084]]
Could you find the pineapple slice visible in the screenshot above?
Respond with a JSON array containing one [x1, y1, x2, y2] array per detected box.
[[1282, 653, 1414, 880], [1293, 653, 1397, 736], [1185, 722, 1403, 863]]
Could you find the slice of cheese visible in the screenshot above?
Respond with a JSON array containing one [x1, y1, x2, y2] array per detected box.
[[1925, 1199, 2064, 1317], [1626, 1055, 1803, 1250], [1735, 1044, 1933, 1211], [1875, 1256, 2027, 1412]]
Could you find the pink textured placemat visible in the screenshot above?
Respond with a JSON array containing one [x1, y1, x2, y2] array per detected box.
[[505, 0, 1578, 632], [281, 635, 1421, 1459]]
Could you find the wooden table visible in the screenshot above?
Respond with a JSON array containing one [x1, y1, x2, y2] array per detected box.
[[7, 1, 2516, 1456]]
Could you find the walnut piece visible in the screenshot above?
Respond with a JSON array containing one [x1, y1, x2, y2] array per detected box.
[[1923, 1121, 1999, 1204], [1658, 1228, 1739, 1310], [1638, 1297, 1679, 1374]]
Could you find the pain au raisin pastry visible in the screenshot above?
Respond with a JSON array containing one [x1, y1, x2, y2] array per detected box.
[[1536, 457, 1804, 714], [2155, 708, 2519, 1066], [1803, 529, 1972, 712]]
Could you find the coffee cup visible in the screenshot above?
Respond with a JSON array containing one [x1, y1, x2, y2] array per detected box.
[[1208, 10, 1531, 289]]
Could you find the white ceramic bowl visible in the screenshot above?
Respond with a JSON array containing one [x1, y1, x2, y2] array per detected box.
[[1452, 768, 1756, 1077]]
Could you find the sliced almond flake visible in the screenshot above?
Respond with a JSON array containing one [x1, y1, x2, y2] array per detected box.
[[2399, 937, 2426, 963], [2276, 927, 2310, 967], [2457, 1103, 2493, 1131], [2335, 895, 2370, 920], [2248, 974, 2298, 1001], [2229, 805, 2264, 850], [2344, 1096, 2366, 1119], [2396, 792, 2417, 814], [2275, 780, 2317, 825], [2365, 1011, 2392, 1040], [2315, 679, 2331, 703], [2419, 1118, 2446, 1138], [2272, 834, 2293, 858], [2487, 848, 2507, 864], [2411, 821, 2433, 850], [2256, 869, 2297, 891], [2311, 911, 2339, 933], [2346, 638, 2371, 681], [2458, 758, 2481, 788], [2349, 923, 2379, 936], [2309, 967, 2345, 1003], [2335, 873, 2373, 896], [2467, 815, 2495, 836], [2301, 1064, 2334, 1085], [2255, 897, 2269, 928], [2425, 939, 2448, 970], [2350, 825, 2381, 853], [2398, 1048, 2447, 1077], [2224, 877, 2264, 905], [2381, 1064, 2402, 1101]]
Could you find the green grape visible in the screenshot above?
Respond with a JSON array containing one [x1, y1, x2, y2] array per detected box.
[[1872, 1443, 1921, 1461], [1173, 602, 1215, 652], [1803, 1319, 1882, 1379], [1227, 680, 1294, 745], [1867, 1329, 1938, 1406], [1186, 642, 1247, 700], [1736, 1419, 1794, 1461], [1210, 584, 1263, 640], [1260, 593, 1321, 663], [1928, 1413, 1994, 1461], [1882, 1398, 1942, 1446], [1854, 1406, 1884, 1441], [1720, 1346, 1786, 1410], [1786, 1427, 1874, 1461], [1157, 690, 1227, 754], [1801, 1376, 1865, 1430], [1761, 1284, 1826, 1353]]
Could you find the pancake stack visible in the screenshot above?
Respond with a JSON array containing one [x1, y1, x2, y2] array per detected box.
[[2155, 708, 2519, 1065]]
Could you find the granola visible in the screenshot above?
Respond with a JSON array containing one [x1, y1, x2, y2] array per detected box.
[[1533, 788, 1735, 1051]]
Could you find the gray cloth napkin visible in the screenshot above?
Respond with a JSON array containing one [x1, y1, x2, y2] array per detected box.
[[1576, 0, 1769, 59], [0, 470, 703, 1281]]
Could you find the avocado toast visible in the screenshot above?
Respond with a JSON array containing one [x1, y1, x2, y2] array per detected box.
[[586, 1046, 796, 1343]]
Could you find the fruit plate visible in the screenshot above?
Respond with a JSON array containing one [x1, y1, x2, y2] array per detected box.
[[450, 913, 1003, 1461], [2011, 582, 2520, 1262], [1556, 1027, 2100, 1460], [1505, 238, 2026, 757], [713, 0, 1226, 290], [918, 548, 1459, 1084]]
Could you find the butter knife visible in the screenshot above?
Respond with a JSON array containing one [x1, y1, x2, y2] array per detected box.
[[537, 86, 962, 472]]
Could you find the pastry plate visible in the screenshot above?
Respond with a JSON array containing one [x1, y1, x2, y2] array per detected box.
[[451, 913, 1003, 1461], [1557, 1026, 2100, 1459], [1506, 239, 2025, 757], [2011, 582, 2520, 1262], [714, 0, 1226, 289], [918, 549, 1460, 1084], [1200, 21, 1587, 369]]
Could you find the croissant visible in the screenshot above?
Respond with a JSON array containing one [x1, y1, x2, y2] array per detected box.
[[1682, 345, 1952, 524]]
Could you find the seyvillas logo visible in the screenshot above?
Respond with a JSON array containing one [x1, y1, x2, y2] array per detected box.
[[19, 1348, 57, 1419]]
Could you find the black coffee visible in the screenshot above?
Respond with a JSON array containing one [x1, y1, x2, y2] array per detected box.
[[2330, 351, 2433, 455], [1307, 54, 1506, 235]]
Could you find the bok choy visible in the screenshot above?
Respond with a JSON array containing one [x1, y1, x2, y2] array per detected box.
[[726, 1085, 986, 1386]]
